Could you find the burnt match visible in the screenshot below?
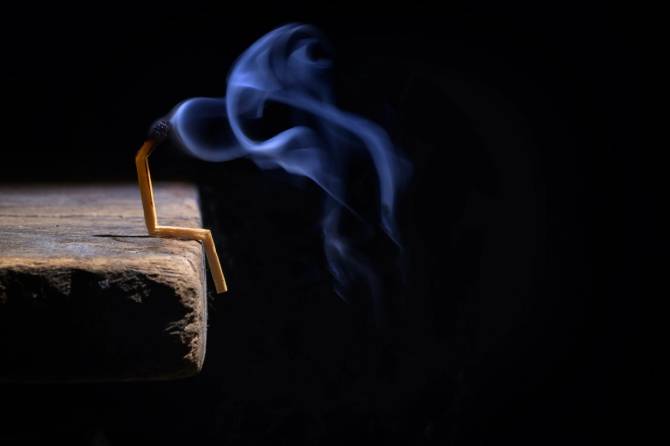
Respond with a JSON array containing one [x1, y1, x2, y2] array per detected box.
[[135, 120, 228, 294]]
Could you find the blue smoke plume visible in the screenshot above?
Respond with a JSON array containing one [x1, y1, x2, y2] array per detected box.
[[167, 23, 410, 302]]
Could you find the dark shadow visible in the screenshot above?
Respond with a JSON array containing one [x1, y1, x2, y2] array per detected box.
[[93, 234, 152, 238]]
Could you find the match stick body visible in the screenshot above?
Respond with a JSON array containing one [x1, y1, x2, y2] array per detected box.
[[135, 140, 228, 293]]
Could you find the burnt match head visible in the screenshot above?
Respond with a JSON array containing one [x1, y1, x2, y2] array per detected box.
[[148, 119, 170, 143]]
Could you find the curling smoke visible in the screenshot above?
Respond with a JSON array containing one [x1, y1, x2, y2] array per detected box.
[[167, 23, 410, 302]]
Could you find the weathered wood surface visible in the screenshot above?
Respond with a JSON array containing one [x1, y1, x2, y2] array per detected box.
[[0, 183, 208, 381]]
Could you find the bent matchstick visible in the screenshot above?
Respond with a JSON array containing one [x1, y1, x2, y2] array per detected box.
[[135, 120, 228, 294]]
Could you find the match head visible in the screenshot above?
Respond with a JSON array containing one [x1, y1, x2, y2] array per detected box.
[[148, 119, 171, 143]]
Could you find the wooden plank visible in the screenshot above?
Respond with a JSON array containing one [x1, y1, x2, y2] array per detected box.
[[0, 183, 208, 381]]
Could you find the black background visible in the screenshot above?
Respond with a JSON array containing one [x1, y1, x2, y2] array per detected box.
[[0, 3, 642, 445]]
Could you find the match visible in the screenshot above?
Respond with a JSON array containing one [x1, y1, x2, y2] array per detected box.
[[135, 120, 228, 294]]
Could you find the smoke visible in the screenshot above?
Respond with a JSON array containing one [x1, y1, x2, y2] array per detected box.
[[166, 23, 411, 305]]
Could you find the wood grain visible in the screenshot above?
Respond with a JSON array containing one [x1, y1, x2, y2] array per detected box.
[[0, 183, 209, 381]]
